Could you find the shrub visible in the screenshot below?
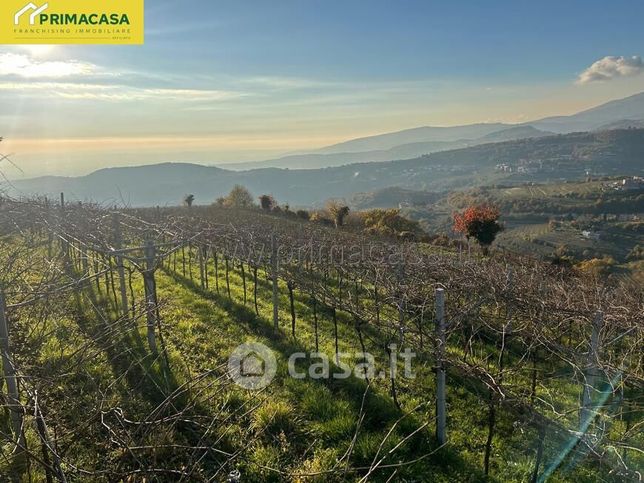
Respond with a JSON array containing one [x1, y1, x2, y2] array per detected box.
[[361, 208, 423, 238], [310, 211, 334, 227], [576, 257, 616, 277], [326, 201, 350, 228], [183, 194, 195, 207], [259, 194, 276, 211], [221, 185, 255, 208], [453, 204, 504, 255]]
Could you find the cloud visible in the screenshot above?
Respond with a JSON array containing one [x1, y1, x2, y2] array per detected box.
[[242, 76, 336, 90], [0, 53, 96, 78], [54, 87, 243, 102], [0, 80, 243, 102], [577, 55, 644, 84]]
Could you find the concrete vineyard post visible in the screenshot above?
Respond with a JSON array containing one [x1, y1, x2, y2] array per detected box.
[[271, 233, 279, 331], [144, 240, 158, 355], [581, 311, 603, 428], [0, 291, 24, 450], [113, 213, 130, 319], [435, 287, 447, 445]]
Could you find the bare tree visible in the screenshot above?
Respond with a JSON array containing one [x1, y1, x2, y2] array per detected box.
[[183, 193, 195, 207], [326, 200, 350, 228]]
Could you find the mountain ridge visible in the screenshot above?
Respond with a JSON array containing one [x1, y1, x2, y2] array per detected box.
[[6, 129, 643, 207], [217, 91, 644, 170]]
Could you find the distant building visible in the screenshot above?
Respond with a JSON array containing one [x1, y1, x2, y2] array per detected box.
[[581, 230, 601, 241], [621, 177, 644, 190], [611, 176, 644, 191], [517, 166, 538, 174]]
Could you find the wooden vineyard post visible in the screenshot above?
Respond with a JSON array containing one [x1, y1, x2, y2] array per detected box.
[[253, 266, 259, 315], [113, 213, 129, 319], [0, 291, 24, 450], [143, 241, 158, 355], [213, 249, 220, 294], [198, 244, 205, 290], [312, 291, 319, 352], [188, 243, 193, 281], [397, 263, 406, 346], [203, 247, 209, 290], [60, 192, 69, 261], [224, 256, 231, 299], [271, 234, 279, 332], [332, 306, 339, 364], [580, 311, 603, 429], [241, 262, 247, 305], [435, 287, 447, 445], [288, 280, 296, 338]]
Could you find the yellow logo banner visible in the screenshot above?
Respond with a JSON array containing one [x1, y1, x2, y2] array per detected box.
[[1, 0, 144, 44]]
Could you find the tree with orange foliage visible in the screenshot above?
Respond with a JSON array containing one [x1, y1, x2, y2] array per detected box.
[[453, 204, 503, 255]]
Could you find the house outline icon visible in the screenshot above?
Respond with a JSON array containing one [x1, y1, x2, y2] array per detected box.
[[14, 2, 49, 26], [228, 342, 277, 390], [240, 351, 266, 377]]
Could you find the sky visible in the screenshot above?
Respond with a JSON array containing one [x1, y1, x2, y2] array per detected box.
[[1, 0, 644, 178]]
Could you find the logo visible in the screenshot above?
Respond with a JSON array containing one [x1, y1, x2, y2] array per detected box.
[[2, 0, 144, 45], [228, 343, 277, 390], [14, 2, 48, 26], [227, 343, 418, 390]]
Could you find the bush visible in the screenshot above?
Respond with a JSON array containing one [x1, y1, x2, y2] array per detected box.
[[310, 211, 334, 227], [220, 185, 255, 208], [576, 257, 616, 276], [453, 204, 504, 254], [259, 194, 276, 211], [361, 208, 423, 238], [325, 201, 350, 228]]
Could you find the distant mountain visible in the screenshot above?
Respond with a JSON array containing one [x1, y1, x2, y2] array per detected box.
[[477, 125, 552, 142], [6, 130, 643, 207], [220, 125, 553, 171], [311, 123, 510, 154], [220, 92, 644, 171], [530, 92, 644, 133], [596, 119, 644, 131]]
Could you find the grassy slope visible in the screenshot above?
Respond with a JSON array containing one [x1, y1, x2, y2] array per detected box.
[[406, 179, 643, 269], [2, 235, 637, 481], [145, 250, 626, 481]]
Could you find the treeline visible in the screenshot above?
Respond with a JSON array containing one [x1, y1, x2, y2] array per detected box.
[[182, 185, 428, 241], [449, 190, 644, 216]]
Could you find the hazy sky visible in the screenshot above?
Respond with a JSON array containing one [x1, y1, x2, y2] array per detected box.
[[2, 0, 644, 178]]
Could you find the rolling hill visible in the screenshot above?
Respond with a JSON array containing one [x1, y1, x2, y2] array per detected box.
[[219, 125, 554, 170], [4, 129, 644, 207], [530, 91, 644, 133], [218, 91, 644, 171]]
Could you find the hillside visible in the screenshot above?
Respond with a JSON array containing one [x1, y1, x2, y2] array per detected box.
[[310, 123, 510, 154], [312, 90, 644, 154], [218, 91, 644, 171], [401, 178, 644, 272], [5, 129, 644, 207], [530, 91, 644, 133], [0, 199, 640, 481], [219, 125, 553, 171]]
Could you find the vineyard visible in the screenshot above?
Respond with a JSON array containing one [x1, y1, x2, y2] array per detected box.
[[0, 197, 641, 482]]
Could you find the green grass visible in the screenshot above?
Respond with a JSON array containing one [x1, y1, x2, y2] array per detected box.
[[1, 238, 638, 482]]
